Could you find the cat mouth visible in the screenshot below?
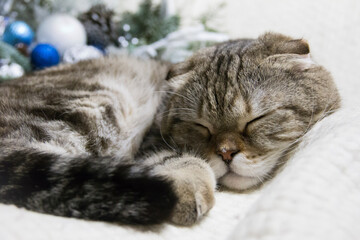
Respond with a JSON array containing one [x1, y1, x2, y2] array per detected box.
[[208, 157, 261, 182]]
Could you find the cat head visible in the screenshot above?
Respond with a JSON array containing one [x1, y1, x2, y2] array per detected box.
[[161, 32, 340, 191]]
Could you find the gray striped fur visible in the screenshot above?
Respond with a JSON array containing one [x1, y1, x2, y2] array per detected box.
[[0, 32, 340, 225]]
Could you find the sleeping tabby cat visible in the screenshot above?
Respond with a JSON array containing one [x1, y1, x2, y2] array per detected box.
[[0, 33, 340, 225]]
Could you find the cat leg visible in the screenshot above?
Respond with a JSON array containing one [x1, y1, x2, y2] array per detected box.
[[142, 151, 217, 225]]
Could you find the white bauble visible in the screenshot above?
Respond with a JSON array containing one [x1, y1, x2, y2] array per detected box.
[[0, 62, 24, 80], [36, 14, 87, 56]]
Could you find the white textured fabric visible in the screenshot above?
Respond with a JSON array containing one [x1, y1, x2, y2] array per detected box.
[[229, 108, 360, 240], [1, 0, 360, 239], [0, 191, 260, 240]]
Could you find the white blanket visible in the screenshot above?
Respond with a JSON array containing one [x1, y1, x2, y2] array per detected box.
[[1, 108, 359, 240], [1, 0, 360, 239], [229, 107, 360, 240]]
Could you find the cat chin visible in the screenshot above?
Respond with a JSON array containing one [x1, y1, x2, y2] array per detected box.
[[219, 172, 260, 191], [207, 154, 266, 190]]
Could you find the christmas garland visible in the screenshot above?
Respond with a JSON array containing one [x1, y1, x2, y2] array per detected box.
[[0, 0, 227, 81]]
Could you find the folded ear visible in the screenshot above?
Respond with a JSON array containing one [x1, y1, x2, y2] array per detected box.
[[264, 53, 317, 72], [260, 32, 310, 55], [277, 39, 310, 55], [290, 53, 316, 70], [166, 46, 216, 80], [166, 61, 195, 90], [166, 61, 193, 80]]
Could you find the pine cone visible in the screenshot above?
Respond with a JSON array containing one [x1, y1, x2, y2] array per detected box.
[[78, 4, 118, 49]]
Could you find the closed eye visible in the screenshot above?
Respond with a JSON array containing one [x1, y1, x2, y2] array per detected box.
[[193, 122, 212, 136], [244, 114, 267, 132]]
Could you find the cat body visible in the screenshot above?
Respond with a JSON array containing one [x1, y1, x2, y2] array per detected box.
[[0, 33, 340, 225], [0, 56, 214, 225]]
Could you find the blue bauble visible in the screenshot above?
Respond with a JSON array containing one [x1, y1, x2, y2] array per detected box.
[[2, 21, 34, 46], [31, 44, 60, 70]]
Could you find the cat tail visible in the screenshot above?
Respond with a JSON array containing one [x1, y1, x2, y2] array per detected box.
[[0, 150, 178, 225]]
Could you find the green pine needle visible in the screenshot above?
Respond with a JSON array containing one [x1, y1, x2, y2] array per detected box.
[[0, 41, 31, 72], [119, 0, 180, 44]]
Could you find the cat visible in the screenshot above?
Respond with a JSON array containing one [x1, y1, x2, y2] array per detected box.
[[0, 32, 340, 226]]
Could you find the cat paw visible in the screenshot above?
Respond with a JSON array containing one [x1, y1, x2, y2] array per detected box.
[[171, 182, 215, 225], [162, 155, 216, 226]]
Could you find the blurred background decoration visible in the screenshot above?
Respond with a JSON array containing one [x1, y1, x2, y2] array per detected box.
[[0, 0, 228, 81]]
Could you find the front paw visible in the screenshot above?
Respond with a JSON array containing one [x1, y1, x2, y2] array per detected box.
[[160, 155, 216, 225]]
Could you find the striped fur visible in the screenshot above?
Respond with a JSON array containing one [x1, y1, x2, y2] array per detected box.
[[0, 56, 216, 226], [0, 33, 340, 225], [162, 32, 340, 191]]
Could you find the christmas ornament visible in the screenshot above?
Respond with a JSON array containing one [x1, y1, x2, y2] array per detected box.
[[2, 21, 34, 46], [31, 43, 60, 69], [63, 45, 103, 64], [0, 41, 31, 72], [1, 0, 55, 30], [37, 14, 86, 55], [0, 59, 24, 81], [78, 4, 118, 50]]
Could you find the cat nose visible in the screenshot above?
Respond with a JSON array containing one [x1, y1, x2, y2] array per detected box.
[[216, 148, 239, 165]]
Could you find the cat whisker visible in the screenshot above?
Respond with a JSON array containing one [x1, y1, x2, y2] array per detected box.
[[157, 108, 196, 117], [159, 123, 176, 152], [156, 90, 197, 105], [247, 166, 266, 185], [192, 145, 204, 159], [156, 108, 197, 121], [168, 135, 180, 151]]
